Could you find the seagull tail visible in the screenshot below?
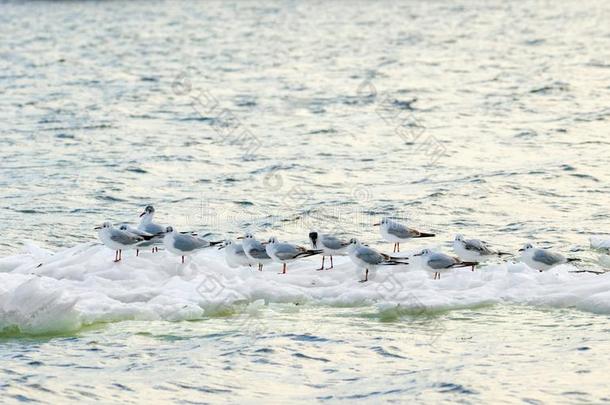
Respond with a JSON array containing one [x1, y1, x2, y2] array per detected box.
[[209, 240, 224, 246], [295, 249, 323, 258], [452, 261, 478, 268], [384, 259, 409, 266], [415, 232, 435, 238]]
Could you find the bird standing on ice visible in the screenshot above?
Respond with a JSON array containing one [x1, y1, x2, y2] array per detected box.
[[518, 243, 579, 272], [138, 205, 167, 252], [96, 222, 150, 262], [118, 224, 164, 256], [374, 217, 435, 252], [347, 238, 409, 282], [265, 236, 322, 274], [238, 233, 272, 271], [453, 234, 511, 270], [414, 249, 478, 280], [308, 231, 349, 270], [163, 226, 221, 263], [220, 239, 254, 268]]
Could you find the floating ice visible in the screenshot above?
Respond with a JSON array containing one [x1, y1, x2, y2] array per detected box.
[[0, 242, 609, 335], [590, 236, 610, 250]]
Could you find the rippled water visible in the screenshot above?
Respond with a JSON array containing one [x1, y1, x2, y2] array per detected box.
[[2, 306, 610, 403], [1, 0, 610, 403]]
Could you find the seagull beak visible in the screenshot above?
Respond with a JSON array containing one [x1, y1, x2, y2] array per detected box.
[[236, 236, 244, 240], [373, 223, 380, 226], [518, 248, 524, 252], [139, 212, 146, 217], [94, 226, 101, 230], [413, 252, 424, 256]]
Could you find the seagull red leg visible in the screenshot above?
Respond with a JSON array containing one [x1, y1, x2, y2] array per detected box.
[[316, 256, 325, 271], [326, 255, 333, 270]]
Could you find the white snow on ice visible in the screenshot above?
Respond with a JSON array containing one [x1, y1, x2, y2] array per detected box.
[[1, 242, 609, 335]]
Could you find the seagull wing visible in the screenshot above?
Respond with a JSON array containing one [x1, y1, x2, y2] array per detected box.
[[247, 242, 271, 259], [273, 243, 301, 260], [464, 238, 494, 255], [110, 229, 142, 246], [139, 222, 166, 235], [322, 235, 348, 250], [427, 253, 458, 269], [386, 223, 417, 239], [533, 249, 565, 265], [356, 247, 384, 265], [173, 234, 208, 252]]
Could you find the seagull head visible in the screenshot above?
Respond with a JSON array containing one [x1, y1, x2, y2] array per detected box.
[[165, 226, 175, 233], [140, 205, 155, 218], [414, 248, 431, 257], [94, 221, 112, 230], [238, 232, 254, 240], [454, 234, 464, 242], [309, 231, 319, 247], [268, 236, 279, 244], [518, 243, 534, 252]]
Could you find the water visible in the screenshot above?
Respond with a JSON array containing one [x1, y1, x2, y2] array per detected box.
[[1, 0, 610, 403], [1, 306, 609, 403]]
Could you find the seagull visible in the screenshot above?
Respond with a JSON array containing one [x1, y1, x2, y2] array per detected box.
[[95, 222, 151, 262], [308, 231, 350, 270], [265, 236, 322, 274], [219, 239, 253, 268], [347, 238, 409, 282], [238, 233, 272, 271], [413, 249, 478, 280], [163, 226, 222, 263], [453, 234, 511, 270], [138, 205, 167, 251], [518, 243, 579, 272], [118, 224, 164, 256], [374, 217, 435, 252]]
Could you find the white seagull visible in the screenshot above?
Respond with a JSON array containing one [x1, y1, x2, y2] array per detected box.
[[374, 217, 435, 252], [265, 236, 322, 274], [118, 224, 164, 256], [163, 226, 221, 263], [238, 233, 273, 271], [96, 222, 152, 262], [308, 231, 350, 270], [413, 249, 478, 280], [219, 239, 254, 268], [453, 234, 511, 270], [347, 238, 409, 282], [138, 205, 167, 251], [518, 243, 579, 272]]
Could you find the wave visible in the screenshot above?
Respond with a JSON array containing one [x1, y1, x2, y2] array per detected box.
[[0, 242, 609, 336]]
